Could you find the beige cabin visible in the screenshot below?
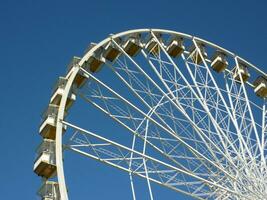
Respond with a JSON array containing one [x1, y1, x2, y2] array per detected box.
[[211, 51, 228, 73], [233, 64, 250, 83], [254, 76, 267, 98], [73, 71, 88, 88], [67, 57, 88, 88], [33, 139, 56, 179], [103, 44, 121, 62], [190, 44, 207, 65], [66, 56, 81, 74], [166, 37, 185, 58], [39, 104, 66, 140], [103, 38, 122, 62], [38, 181, 60, 200], [50, 77, 76, 110], [145, 34, 162, 56], [82, 47, 105, 73], [123, 34, 141, 57]]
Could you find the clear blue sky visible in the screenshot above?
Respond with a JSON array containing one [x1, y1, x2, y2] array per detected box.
[[0, 0, 267, 199]]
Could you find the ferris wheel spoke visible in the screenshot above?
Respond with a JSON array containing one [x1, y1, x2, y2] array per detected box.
[[78, 85, 209, 174], [234, 57, 265, 165], [148, 34, 239, 157], [183, 37, 262, 182], [224, 70, 262, 172], [106, 58, 203, 150], [224, 72, 255, 156], [262, 100, 267, 171], [77, 82, 217, 180], [142, 119, 154, 200], [129, 133, 137, 200], [79, 65, 240, 184], [81, 58, 207, 161], [111, 40, 260, 184], [180, 58, 239, 162], [186, 45, 260, 170], [137, 34, 264, 196], [223, 70, 267, 195], [139, 45, 239, 174], [80, 42, 260, 197], [62, 120, 242, 199], [150, 33, 245, 168], [184, 64, 238, 148], [191, 38, 242, 126], [103, 58, 221, 172]]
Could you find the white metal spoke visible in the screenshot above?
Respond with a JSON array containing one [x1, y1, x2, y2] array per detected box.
[[63, 120, 243, 199], [79, 66, 237, 181]]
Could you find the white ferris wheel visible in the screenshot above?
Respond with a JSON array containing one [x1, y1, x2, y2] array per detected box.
[[33, 29, 267, 200]]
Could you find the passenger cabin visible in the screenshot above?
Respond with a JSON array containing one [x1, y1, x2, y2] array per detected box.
[[102, 38, 122, 62], [145, 33, 162, 56], [189, 44, 207, 65], [73, 70, 88, 89], [82, 48, 105, 73], [50, 77, 76, 110], [254, 76, 267, 98], [166, 37, 185, 58], [33, 139, 56, 179], [38, 181, 60, 200], [66, 56, 88, 89], [211, 51, 228, 73], [123, 34, 141, 57], [233, 64, 250, 83], [66, 56, 81, 75], [39, 104, 66, 140]]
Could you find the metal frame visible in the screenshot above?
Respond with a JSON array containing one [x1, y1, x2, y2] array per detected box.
[[35, 29, 267, 200]]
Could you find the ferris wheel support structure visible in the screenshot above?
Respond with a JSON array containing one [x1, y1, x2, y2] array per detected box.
[[34, 29, 267, 200]]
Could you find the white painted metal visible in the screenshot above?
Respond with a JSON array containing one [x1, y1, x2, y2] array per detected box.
[[36, 29, 267, 200], [55, 66, 79, 200]]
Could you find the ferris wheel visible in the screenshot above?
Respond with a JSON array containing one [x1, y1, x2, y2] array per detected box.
[[33, 29, 267, 200]]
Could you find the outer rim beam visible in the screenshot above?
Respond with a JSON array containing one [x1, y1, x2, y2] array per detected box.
[[56, 65, 79, 200], [76, 29, 266, 79]]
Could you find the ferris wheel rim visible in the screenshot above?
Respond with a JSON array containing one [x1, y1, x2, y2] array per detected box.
[[51, 28, 266, 200], [77, 28, 266, 78]]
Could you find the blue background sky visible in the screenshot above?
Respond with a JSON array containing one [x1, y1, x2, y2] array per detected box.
[[0, 0, 267, 199]]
